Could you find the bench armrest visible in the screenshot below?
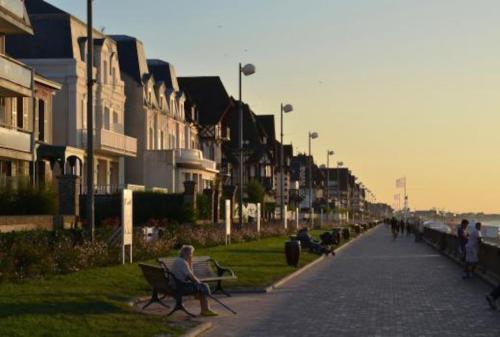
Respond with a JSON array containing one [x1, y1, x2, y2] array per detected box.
[[211, 259, 236, 278]]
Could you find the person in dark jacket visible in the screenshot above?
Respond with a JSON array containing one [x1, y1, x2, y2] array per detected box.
[[457, 219, 469, 261]]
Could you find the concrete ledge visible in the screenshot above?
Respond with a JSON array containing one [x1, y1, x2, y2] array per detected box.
[[423, 238, 499, 286], [180, 322, 212, 337]]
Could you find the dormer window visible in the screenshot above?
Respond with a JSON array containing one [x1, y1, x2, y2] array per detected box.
[[148, 90, 152, 105]]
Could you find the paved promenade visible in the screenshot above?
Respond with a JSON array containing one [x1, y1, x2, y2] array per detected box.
[[201, 225, 500, 337]]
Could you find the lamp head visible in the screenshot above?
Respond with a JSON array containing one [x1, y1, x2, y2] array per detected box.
[[309, 132, 319, 139], [282, 104, 293, 113], [328, 150, 335, 156], [337, 161, 344, 166], [241, 63, 256, 76]]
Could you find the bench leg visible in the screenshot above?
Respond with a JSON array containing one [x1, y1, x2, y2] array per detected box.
[[213, 280, 231, 297], [166, 297, 196, 318], [143, 289, 170, 310]]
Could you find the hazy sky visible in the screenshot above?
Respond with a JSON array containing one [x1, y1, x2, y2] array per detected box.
[[48, 0, 500, 213]]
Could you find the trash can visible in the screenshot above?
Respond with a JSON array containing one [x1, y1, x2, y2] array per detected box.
[[285, 240, 301, 267]]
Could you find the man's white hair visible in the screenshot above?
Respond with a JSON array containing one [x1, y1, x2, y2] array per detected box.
[[179, 245, 195, 259]]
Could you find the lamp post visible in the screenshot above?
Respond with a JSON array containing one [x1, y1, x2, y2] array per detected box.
[[337, 161, 343, 224], [326, 150, 334, 221], [308, 131, 319, 224], [238, 63, 255, 228], [86, 0, 95, 241], [280, 103, 293, 228]]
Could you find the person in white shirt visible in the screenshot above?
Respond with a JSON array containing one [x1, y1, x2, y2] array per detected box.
[[463, 222, 482, 279], [171, 245, 218, 316]]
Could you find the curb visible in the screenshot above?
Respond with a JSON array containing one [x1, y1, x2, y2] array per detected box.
[[422, 238, 499, 287], [264, 224, 380, 292], [180, 322, 213, 337]]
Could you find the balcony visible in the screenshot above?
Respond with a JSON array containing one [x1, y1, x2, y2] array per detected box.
[[0, 0, 33, 35], [0, 124, 31, 153], [80, 129, 137, 157], [0, 54, 32, 97], [173, 148, 218, 172]]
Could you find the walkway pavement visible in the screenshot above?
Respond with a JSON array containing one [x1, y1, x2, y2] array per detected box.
[[198, 225, 500, 337]]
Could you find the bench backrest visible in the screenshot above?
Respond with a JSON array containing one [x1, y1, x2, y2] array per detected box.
[[158, 256, 218, 279], [139, 263, 173, 293]]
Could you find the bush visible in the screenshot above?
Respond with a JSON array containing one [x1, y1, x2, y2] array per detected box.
[[246, 180, 264, 204], [0, 221, 292, 283], [196, 193, 211, 220], [0, 182, 57, 215]]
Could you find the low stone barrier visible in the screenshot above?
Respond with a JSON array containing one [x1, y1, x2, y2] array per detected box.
[[423, 227, 500, 282], [0, 215, 78, 233]]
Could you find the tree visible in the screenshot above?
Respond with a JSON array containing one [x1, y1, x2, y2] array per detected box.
[[246, 179, 265, 204]]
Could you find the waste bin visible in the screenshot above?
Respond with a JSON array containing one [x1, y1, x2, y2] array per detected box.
[[285, 240, 301, 267]]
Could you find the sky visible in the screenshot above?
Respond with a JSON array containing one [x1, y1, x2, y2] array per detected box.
[[48, 0, 500, 213]]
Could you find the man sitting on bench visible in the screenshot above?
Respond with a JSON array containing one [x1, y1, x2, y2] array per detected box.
[[171, 245, 218, 317], [297, 227, 334, 255]]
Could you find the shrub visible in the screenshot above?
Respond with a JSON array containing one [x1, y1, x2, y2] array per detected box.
[[196, 193, 211, 220], [246, 180, 265, 204], [0, 182, 57, 215]]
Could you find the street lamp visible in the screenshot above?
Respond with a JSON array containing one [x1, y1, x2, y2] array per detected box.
[[86, 0, 95, 241], [308, 131, 319, 224], [337, 161, 343, 224], [280, 103, 293, 228], [326, 150, 334, 219], [238, 63, 256, 228]]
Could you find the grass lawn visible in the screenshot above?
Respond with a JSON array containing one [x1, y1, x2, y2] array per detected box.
[[0, 233, 324, 337]]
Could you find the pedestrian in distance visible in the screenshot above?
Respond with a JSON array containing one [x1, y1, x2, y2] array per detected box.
[[457, 219, 469, 262], [391, 218, 398, 240], [400, 219, 405, 235], [463, 222, 482, 279], [406, 221, 412, 236]]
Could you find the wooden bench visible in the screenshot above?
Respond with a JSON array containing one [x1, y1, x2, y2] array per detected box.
[[138, 263, 196, 317], [157, 256, 237, 296]]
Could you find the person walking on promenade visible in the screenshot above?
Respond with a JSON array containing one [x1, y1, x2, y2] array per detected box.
[[391, 218, 398, 240], [457, 219, 469, 261], [463, 222, 482, 279], [400, 219, 405, 235], [406, 221, 412, 236]]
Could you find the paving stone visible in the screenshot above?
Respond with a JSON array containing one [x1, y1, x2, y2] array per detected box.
[[201, 226, 500, 337]]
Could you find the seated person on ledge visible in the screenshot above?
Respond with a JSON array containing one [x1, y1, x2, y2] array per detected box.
[[297, 227, 334, 255], [171, 245, 218, 317]]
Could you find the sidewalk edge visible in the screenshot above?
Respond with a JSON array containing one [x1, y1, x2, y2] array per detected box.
[[180, 321, 213, 337]]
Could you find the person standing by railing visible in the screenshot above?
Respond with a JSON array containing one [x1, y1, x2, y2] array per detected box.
[[457, 219, 469, 262], [463, 222, 482, 279]]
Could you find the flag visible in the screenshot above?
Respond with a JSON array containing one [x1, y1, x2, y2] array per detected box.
[[396, 177, 406, 188]]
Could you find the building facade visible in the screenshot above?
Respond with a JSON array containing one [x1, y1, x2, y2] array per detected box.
[[112, 36, 217, 193], [0, 0, 35, 186], [7, 0, 137, 193]]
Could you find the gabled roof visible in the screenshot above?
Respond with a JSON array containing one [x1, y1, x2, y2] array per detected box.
[[6, 6, 73, 58], [25, 0, 67, 15], [178, 76, 232, 126], [147, 59, 179, 91], [255, 115, 275, 143], [111, 35, 150, 85]]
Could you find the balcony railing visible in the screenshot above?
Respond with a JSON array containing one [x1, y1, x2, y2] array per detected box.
[[0, 0, 33, 35], [0, 54, 32, 97], [80, 129, 137, 157], [174, 148, 217, 172], [0, 124, 31, 153]]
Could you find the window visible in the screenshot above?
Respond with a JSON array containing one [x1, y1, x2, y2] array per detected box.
[[148, 90, 152, 104], [149, 128, 154, 149], [16, 97, 24, 129], [103, 61, 108, 84], [113, 111, 119, 130], [38, 100, 45, 141], [160, 131, 164, 150], [0, 98, 5, 125], [104, 107, 110, 130]]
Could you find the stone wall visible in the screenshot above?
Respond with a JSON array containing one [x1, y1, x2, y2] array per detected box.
[[0, 215, 78, 233], [423, 227, 500, 283]]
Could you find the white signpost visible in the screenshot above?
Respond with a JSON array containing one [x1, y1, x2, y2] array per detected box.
[[296, 207, 300, 229], [122, 189, 133, 264], [283, 205, 288, 229], [257, 203, 261, 233], [225, 199, 231, 245]]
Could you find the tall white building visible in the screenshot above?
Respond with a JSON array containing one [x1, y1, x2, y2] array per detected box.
[[7, 0, 137, 193]]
